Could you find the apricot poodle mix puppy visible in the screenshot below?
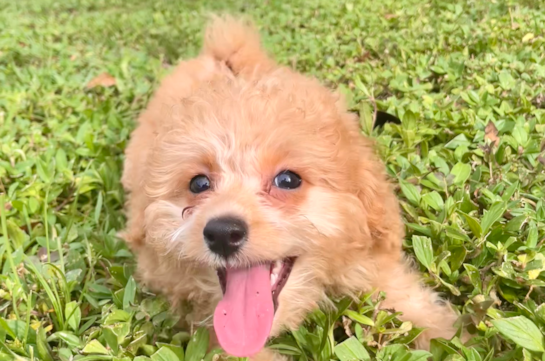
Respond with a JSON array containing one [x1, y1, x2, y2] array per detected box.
[[121, 16, 460, 358]]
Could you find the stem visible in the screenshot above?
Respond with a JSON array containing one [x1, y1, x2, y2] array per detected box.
[[0, 193, 26, 318]]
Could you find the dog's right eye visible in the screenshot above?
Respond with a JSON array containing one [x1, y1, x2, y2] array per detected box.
[[274, 170, 302, 190], [189, 175, 211, 194]]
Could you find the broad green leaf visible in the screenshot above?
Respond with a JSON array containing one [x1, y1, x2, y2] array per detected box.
[[127, 332, 148, 354], [445, 226, 470, 242], [334, 336, 370, 361], [406, 223, 433, 237], [458, 211, 482, 238], [412, 236, 434, 271], [65, 301, 81, 332], [498, 70, 515, 90], [526, 225, 538, 248], [172, 332, 191, 346], [151, 347, 181, 361], [481, 202, 506, 235], [36, 157, 52, 183], [6, 220, 27, 248], [354, 75, 371, 97], [142, 345, 159, 357], [449, 247, 467, 272], [140, 298, 168, 318], [462, 347, 483, 361], [58, 348, 73, 361], [203, 348, 222, 361], [359, 102, 374, 136], [49, 331, 83, 348], [82, 340, 110, 355], [376, 344, 406, 359], [450, 162, 471, 185], [492, 316, 544, 352], [104, 310, 131, 325], [512, 125, 528, 146], [94, 192, 103, 225], [437, 277, 461, 296], [535, 303, 545, 324], [0, 318, 16, 340], [103, 325, 126, 355], [155, 344, 184, 361], [105, 322, 131, 347], [268, 341, 302, 356], [36, 326, 54, 361], [5, 320, 28, 342], [123, 276, 137, 310], [55, 148, 68, 173], [355, 324, 364, 343], [501, 181, 519, 201], [404, 350, 434, 361], [400, 181, 421, 206], [109, 266, 129, 287], [113, 288, 125, 309], [343, 310, 374, 326], [185, 328, 209, 361], [463, 264, 482, 292], [445, 134, 471, 149], [422, 191, 444, 211]]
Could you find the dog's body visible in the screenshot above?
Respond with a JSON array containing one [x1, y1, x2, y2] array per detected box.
[[121, 16, 459, 358]]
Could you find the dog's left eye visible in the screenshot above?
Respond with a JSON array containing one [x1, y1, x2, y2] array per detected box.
[[274, 170, 302, 190], [189, 175, 211, 193]]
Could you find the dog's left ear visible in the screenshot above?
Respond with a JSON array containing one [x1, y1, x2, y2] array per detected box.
[[336, 107, 404, 258], [202, 15, 276, 76], [355, 145, 405, 257]]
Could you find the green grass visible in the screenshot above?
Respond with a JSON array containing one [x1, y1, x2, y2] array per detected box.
[[1, 0, 545, 360]]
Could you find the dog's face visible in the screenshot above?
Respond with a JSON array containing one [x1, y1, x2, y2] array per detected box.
[[145, 75, 369, 259], [139, 66, 401, 356]]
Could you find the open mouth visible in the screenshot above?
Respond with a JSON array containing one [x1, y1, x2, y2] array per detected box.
[[216, 257, 295, 310], [213, 257, 296, 357]]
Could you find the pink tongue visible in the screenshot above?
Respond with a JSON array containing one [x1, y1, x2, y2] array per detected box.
[[213, 264, 274, 357]]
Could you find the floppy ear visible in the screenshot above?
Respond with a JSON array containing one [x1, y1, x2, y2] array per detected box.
[[202, 15, 276, 76], [356, 143, 405, 258], [338, 107, 405, 259]]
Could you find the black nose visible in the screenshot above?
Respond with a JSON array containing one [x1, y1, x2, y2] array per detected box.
[[203, 217, 248, 258]]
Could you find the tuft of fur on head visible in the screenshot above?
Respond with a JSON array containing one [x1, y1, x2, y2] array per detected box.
[[202, 15, 275, 75], [121, 15, 462, 358]]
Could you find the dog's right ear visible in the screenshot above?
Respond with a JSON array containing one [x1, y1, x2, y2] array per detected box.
[[202, 15, 276, 76], [352, 137, 405, 260]]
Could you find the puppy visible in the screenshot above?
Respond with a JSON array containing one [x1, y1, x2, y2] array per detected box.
[[121, 16, 459, 358]]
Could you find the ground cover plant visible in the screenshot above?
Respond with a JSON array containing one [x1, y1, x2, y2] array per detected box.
[[1, 0, 545, 360]]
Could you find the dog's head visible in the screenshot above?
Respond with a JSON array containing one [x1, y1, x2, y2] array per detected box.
[[135, 17, 403, 357]]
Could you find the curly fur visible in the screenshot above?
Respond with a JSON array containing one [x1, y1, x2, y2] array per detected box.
[[121, 15, 460, 357]]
